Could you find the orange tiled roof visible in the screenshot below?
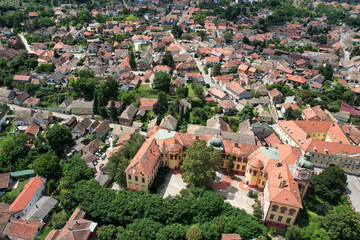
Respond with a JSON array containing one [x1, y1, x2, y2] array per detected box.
[[9, 177, 45, 212], [7, 219, 44, 240]]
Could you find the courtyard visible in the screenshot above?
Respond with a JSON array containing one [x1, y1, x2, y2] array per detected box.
[[157, 170, 255, 214]]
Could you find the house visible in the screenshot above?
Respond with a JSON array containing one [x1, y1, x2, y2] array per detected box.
[[0, 172, 10, 191], [302, 105, 330, 121], [281, 103, 301, 115], [45, 208, 97, 240], [268, 88, 283, 104], [13, 75, 31, 84], [72, 117, 92, 136], [88, 42, 98, 53], [0, 88, 15, 103], [106, 100, 122, 115], [14, 92, 30, 106], [92, 120, 110, 140], [159, 114, 178, 131], [81, 138, 101, 155], [9, 177, 46, 219], [185, 72, 204, 83], [6, 219, 45, 240], [218, 100, 236, 114], [139, 98, 158, 112], [0, 203, 17, 238], [64, 116, 78, 130], [101, 42, 112, 52], [136, 57, 151, 71], [111, 124, 139, 139], [204, 56, 220, 65], [25, 123, 40, 139], [153, 65, 171, 74], [22, 196, 58, 222], [225, 81, 252, 100], [118, 103, 138, 126], [23, 97, 39, 108], [14, 110, 34, 126], [59, 96, 74, 113], [210, 88, 228, 100], [251, 82, 267, 96], [255, 105, 274, 123], [71, 100, 93, 115]]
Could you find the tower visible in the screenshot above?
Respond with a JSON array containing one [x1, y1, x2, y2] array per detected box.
[[294, 152, 314, 199]]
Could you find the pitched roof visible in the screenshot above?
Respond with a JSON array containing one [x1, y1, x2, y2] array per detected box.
[[9, 177, 45, 212], [0, 172, 10, 189], [226, 81, 246, 95], [25, 123, 40, 136], [7, 219, 44, 240], [0, 203, 16, 235], [139, 98, 158, 111], [218, 100, 236, 110], [159, 114, 178, 131], [92, 120, 109, 135], [22, 196, 58, 222], [302, 105, 330, 121]]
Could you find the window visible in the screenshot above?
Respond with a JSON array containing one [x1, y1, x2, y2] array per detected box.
[[270, 214, 274, 220], [278, 216, 283, 222], [272, 205, 278, 212], [286, 218, 291, 224], [135, 176, 138, 181], [242, 166, 245, 170], [128, 175, 131, 180], [236, 165, 240, 169], [289, 209, 296, 216], [280, 207, 287, 213], [142, 178, 145, 183]]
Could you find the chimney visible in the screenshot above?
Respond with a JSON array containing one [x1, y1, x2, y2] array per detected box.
[[278, 173, 282, 178], [279, 180, 287, 188], [235, 143, 239, 148], [76, 220, 79, 225], [36, 204, 38, 208]]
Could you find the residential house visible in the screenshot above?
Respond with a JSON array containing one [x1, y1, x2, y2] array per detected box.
[[204, 56, 220, 65], [302, 105, 330, 121], [64, 116, 78, 131], [81, 138, 101, 155], [72, 117, 92, 136], [185, 72, 204, 83], [71, 100, 93, 115], [268, 88, 283, 104], [59, 96, 74, 113], [210, 87, 228, 100], [9, 177, 45, 219], [159, 114, 178, 131], [14, 92, 30, 106], [13, 75, 30, 84], [0, 88, 15, 103], [218, 100, 236, 114], [255, 105, 274, 123], [153, 65, 171, 74], [92, 120, 110, 140], [106, 100, 123, 115], [14, 110, 34, 126], [139, 98, 159, 112], [23, 97, 39, 108], [118, 103, 138, 126], [136, 57, 151, 71], [22, 196, 58, 223], [25, 123, 40, 139], [6, 219, 45, 240], [45, 208, 97, 240], [225, 81, 252, 101]]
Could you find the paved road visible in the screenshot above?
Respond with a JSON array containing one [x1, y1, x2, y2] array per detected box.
[[339, 32, 350, 62], [18, 33, 34, 53]]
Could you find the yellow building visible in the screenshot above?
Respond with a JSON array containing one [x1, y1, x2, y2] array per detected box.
[[71, 100, 93, 115], [276, 120, 360, 175], [125, 129, 257, 191]]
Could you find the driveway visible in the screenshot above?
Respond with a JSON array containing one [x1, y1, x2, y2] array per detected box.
[[157, 171, 187, 197], [18, 33, 34, 53]]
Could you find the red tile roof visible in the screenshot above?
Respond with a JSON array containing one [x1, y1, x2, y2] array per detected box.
[[25, 123, 40, 136], [9, 177, 45, 212], [7, 219, 44, 240]]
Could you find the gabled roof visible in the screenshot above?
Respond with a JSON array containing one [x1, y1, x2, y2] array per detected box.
[[7, 219, 44, 240], [9, 177, 45, 212]]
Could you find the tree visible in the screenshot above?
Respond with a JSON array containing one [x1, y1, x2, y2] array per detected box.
[[194, 13, 205, 26], [110, 100, 118, 121], [157, 91, 168, 113], [228, 66, 237, 74], [156, 223, 187, 240], [0, 134, 30, 173], [319, 205, 360, 240], [312, 165, 347, 204], [181, 140, 222, 189], [224, 30, 233, 43], [46, 179, 57, 195], [238, 105, 254, 122], [243, 36, 250, 44], [285, 225, 302, 240], [227, 158, 234, 175], [33, 153, 61, 179], [46, 124, 73, 156], [124, 218, 163, 239], [97, 224, 117, 240], [60, 192, 78, 214], [61, 154, 94, 190], [186, 225, 203, 240], [171, 24, 183, 38], [52, 210, 68, 229], [154, 71, 171, 92], [162, 51, 174, 68], [129, 50, 136, 69], [212, 64, 221, 76]]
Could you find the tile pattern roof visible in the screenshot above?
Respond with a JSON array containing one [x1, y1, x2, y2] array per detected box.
[[6, 219, 44, 240]]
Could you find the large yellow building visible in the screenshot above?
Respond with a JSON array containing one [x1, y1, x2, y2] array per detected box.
[[276, 121, 360, 175], [125, 128, 314, 230]]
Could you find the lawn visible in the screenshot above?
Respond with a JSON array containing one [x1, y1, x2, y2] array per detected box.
[[135, 85, 158, 98], [0, 179, 29, 203], [36, 225, 53, 240]]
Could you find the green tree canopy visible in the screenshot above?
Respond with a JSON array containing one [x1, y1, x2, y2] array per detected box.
[[0, 134, 30, 172], [212, 64, 221, 76], [312, 165, 347, 204], [181, 140, 222, 189], [33, 153, 61, 179], [186, 225, 203, 240], [45, 124, 73, 156], [162, 51, 174, 68], [154, 71, 171, 92]]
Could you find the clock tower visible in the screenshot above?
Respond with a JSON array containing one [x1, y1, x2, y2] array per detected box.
[[294, 152, 315, 199]]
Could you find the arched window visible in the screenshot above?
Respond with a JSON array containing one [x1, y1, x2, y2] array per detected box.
[[253, 170, 258, 176], [280, 207, 287, 214], [271, 205, 279, 212], [289, 209, 296, 216]]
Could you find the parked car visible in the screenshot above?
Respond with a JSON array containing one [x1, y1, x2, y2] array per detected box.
[[101, 154, 107, 160], [92, 161, 98, 166], [99, 163, 104, 169]]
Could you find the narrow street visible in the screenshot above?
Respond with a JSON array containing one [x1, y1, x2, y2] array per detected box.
[[18, 33, 34, 53]]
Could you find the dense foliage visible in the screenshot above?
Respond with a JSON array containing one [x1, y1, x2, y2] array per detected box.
[[74, 180, 267, 239]]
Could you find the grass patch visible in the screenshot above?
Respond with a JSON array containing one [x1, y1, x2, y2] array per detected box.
[[1, 179, 29, 203], [36, 225, 53, 240], [126, 14, 139, 22], [135, 85, 158, 98]]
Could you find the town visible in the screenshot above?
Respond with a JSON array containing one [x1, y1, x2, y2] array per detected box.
[[0, 0, 360, 239]]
